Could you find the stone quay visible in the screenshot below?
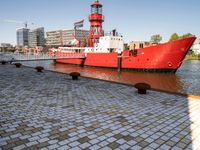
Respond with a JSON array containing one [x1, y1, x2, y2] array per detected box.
[[0, 64, 200, 150]]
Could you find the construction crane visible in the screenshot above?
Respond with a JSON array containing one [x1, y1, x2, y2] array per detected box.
[[3, 19, 34, 28]]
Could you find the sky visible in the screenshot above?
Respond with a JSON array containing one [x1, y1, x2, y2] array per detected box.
[[0, 0, 200, 45]]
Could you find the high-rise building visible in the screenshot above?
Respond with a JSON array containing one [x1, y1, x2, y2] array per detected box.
[[16, 28, 29, 47], [28, 27, 45, 48], [46, 29, 89, 47], [46, 30, 63, 46]]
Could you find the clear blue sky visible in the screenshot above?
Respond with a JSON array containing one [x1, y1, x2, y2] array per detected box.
[[0, 0, 200, 45]]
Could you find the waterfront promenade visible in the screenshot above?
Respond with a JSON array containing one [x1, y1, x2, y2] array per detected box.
[[1, 64, 200, 150]]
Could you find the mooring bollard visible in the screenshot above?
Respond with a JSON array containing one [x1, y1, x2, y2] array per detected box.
[[1, 60, 7, 65], [134, 83, 151, 94], [69, 72, 80, 80], [14, 63, 22, 68], [35, 66, 44, 72]]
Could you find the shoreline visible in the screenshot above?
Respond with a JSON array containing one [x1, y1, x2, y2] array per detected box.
[[185, 54, 200, 60], [22, 64, 200, 98]]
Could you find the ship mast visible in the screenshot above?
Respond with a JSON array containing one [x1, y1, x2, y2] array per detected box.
[[88, 0, 104, 47]]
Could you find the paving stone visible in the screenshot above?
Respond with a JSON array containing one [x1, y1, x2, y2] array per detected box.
[[149, 142, 160, 149], [57, 145, 70, 150], [79, 142, 91, 149], [48, 143, 59, 150], [36, 142, 49, 148], [176, 141, 188, 149], [13, 144, 26, 150], [1, 64, 200, 150], [155, 139, 165, 145], [160, 144, 171, 150], [119, 143, 130, 149], [58, 139, 70, 146], [69, 141, 80, 147], [26, 141, 39, 147], [78, 136, 90, 144], [38, 137, 49, 143], [106, 137, 116, 143], [89, 145, 101, 150], [165, 140, 177, 147], [89, 138, 99, 145], [107, 141, 120, 149], [114, 133, 124, 139], [116, 139, 126, 145], [98, 141, 109, 147], [70, 147, 82, 150], [48, 139, 58, 145]]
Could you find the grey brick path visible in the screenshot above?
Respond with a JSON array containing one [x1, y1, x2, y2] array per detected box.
[[0, 64, 200, 150]]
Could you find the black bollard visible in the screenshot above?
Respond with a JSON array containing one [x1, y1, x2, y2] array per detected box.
[[134, 83, 151, 94], [69, 72, 80, 80], [1, 60, 7, 65], [35, 66, 44, 72], [14, 63, 22, 68]]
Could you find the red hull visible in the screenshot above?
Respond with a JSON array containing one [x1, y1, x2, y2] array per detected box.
[[52, 37, 196, 73]]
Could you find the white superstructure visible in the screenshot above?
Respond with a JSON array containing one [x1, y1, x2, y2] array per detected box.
[[57, 34, 124, 54], [96, 36, 124, 53]]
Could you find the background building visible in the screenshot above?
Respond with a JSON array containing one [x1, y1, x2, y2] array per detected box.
[[191, 39, 200, 55], [46, 30, 62, 46], [16, 28, 29, 47], [128, 41, 151, 50], [46, 29, 89, 47], [0, 43, 13, 48], [0, 43, 15, 52], [28, 27, 45, 48]]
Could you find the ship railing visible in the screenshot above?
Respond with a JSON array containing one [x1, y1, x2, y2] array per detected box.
[[3, 52, 85, 62]]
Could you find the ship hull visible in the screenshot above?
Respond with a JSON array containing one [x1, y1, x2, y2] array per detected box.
[[52, 37, 196, 73]]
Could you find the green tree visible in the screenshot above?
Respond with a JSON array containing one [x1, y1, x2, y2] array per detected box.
[[82, 38, 87, 47], [181, 33, 193, 39], [169, 33, 179, 42], [150, 34, 162, 44]]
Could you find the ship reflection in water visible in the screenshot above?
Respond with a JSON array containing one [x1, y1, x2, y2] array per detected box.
[[49, 63, 184, 94]]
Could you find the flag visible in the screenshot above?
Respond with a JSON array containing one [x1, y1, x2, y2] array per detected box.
[[74, 20, 84, 29]]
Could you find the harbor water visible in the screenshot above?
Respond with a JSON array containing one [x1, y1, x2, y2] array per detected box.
[[21, 59, 200, 96]]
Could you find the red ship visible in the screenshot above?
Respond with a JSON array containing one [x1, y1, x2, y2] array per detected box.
[[49, 0, 196, 73]]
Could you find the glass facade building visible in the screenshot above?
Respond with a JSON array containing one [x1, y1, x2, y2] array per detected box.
[[16, 28, 29, 47], [28, 27, 45, 47]]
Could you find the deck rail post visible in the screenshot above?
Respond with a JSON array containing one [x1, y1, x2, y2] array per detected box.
[[117, 52, 122, 72]]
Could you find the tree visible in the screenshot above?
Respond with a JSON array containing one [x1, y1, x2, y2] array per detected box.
[[181, 33, 193, 39], [82, 38, 87, 47], [150, 34, 162, 44], [169, 33, 179, 42]]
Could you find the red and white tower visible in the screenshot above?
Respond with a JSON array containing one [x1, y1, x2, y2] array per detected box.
[[88, 0, 104, 47]]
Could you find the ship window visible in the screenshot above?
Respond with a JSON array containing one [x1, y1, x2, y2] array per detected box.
[[139, 43, 144, 48], [91, 6, 102, 14], [132, 50, 137, 57]]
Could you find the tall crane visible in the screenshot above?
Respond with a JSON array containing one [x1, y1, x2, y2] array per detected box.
[[3, 19, 34, 28]]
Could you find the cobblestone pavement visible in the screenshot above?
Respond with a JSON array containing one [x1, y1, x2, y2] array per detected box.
[[0, 64, 200, 150]]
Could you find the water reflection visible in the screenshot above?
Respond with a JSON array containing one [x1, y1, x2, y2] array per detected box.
[[22, 60, 200, 96], [50, 63, 184, 94]]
